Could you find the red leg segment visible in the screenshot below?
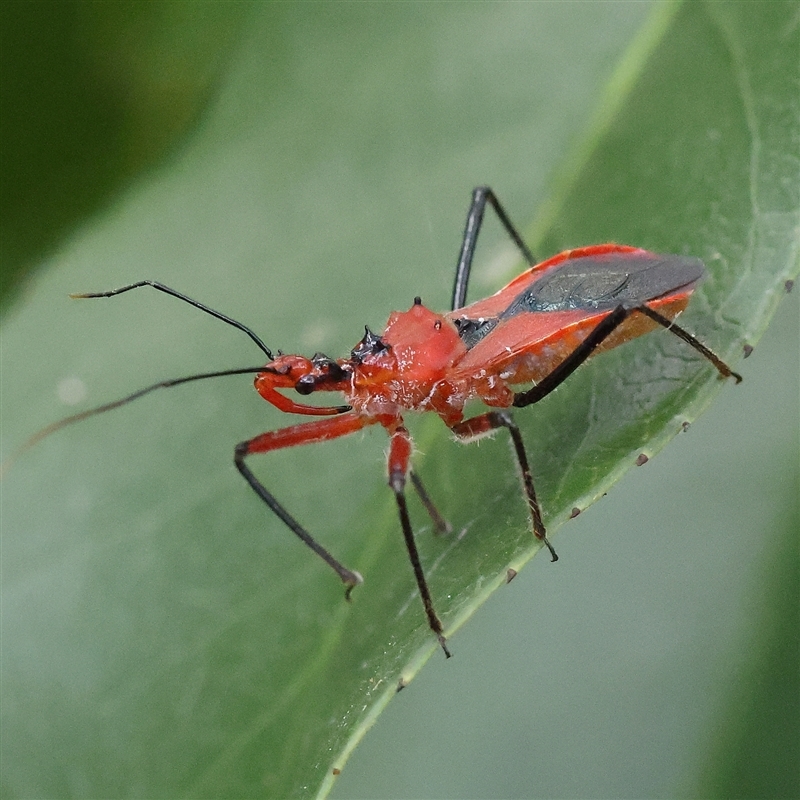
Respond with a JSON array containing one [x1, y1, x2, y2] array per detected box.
[[244, 413, 376, 455]]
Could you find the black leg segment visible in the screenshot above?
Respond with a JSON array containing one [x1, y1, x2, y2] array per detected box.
[[391, 472, 452, 658], [637, 306, 742, 383], [513, 303, 741, 409], [451, 410, 558, 562], [234, 441, 363, 597], [513, 305, 630, 408], [451, 187, 536, 311], [409, 470, 452, 535]]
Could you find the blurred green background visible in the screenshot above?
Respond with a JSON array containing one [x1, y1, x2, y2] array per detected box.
[[1, 3, 797, 798]]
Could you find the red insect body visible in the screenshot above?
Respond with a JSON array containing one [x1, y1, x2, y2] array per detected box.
[[252, 244, 699, 433], [11, 189, 741, 658], [239, 232, 741, 661]]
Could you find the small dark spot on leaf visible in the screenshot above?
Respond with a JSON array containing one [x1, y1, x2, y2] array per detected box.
[[636, 453, 649, 466], [332, 767, 341, 776], [681, 420, 691, 432], [743, 343, 754, 358], [569, 507, 581, 519], [396, 676, 408, 692], [506, 568, 518, 583], [785, 279, 794, 293]]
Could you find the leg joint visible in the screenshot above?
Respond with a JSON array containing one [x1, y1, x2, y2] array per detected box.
[[487, 409, 514, 429], [389, 468, 406, 494]]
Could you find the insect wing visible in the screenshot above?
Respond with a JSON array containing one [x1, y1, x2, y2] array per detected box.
[[450, 247, 704, 347], [501, 250, 704, 315], [447, 244, 641, 322], [450, 247, 704, 382]]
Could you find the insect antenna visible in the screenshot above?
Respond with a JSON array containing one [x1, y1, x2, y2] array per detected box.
[[1, 365, 267, 478], [71, 280, 274, 359]]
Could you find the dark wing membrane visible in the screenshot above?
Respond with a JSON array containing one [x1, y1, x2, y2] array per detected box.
[[500, 253, 705, 317]]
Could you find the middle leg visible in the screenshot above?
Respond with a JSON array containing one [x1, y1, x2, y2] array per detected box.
[[451, 410, 558, 562], [388, 426, 452, 657]]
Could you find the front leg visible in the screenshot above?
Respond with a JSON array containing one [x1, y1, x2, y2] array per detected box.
[[235, 413, 378, 597], [451, 410, 558, 562]]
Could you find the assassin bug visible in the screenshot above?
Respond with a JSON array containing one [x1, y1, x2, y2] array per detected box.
[[9, 187, 741, 658]]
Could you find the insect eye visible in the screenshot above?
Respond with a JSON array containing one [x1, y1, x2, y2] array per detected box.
[[295, 375, 316, 395]]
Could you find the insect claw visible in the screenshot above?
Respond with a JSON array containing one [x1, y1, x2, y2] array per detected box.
[[343, 571, 364, 602], [438, 633, 452, 658], [544, 538, 559, 562]]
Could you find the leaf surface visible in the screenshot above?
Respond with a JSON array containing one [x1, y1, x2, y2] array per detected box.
[[1, 3, 797, 798]]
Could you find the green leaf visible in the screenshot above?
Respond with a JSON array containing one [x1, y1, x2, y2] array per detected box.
[[1, 3, 797, 799]]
